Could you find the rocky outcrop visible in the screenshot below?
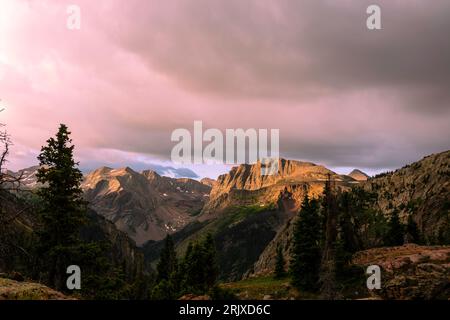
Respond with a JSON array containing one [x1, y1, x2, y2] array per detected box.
[[353, 244, 450, 300], [232, 245, 450, 300], [83, 167, 211, 245]]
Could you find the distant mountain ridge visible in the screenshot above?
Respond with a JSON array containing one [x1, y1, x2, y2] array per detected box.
[[8, 165, 213, 246], [82, 166, 211, 245], [81, 163, 199, 179], [7, 165, 42, 189]]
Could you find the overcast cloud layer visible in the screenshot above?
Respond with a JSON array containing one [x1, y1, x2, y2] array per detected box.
[[1, 0, 449, 178]]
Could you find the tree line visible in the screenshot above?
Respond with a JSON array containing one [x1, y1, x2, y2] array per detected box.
[[151, 233, 235, 300], [276, 176, 423, 298]]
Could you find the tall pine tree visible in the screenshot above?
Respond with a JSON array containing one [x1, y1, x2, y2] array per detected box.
[[36, 124, 86, 290], [203, 233, 219, 289], [178, 235, 219, 296], [290, 195, 321, 292], [156, 235, 178, 282], [384, 209, 404, 246], [153, 234, 219, 299], [319, 176, 340, 299], [406, 215, 421, 244], [152, 235, 178, 299]]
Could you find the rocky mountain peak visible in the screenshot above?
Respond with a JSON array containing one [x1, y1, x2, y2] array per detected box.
[[92, 166, 113, 174], [214, 158, 337, 192], [141, 169, 161, 180], [348, 169, 370, 181], [201, 158, 356, 216]]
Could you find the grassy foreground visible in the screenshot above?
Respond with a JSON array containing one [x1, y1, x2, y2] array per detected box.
[[220, 276, 320, 300]]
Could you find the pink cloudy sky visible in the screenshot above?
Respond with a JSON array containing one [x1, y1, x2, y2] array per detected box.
[[1, 0, 449, 178]]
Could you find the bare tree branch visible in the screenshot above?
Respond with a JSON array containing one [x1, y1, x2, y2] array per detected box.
[[0, 107, 28, 227], [0, 107, 26, 192]]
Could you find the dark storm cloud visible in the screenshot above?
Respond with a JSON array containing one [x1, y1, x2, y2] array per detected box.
[[3, 0, 449, 176], [111, 0, 450, 112]]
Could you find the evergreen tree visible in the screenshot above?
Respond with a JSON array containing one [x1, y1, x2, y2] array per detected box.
[[319, 176, 340, 299], [151, 279, 176, 300], [384, 209, 404, 246], [152, 235, 179, 299], [71, 241, 130, 300], [152, 234, 219, 299], [156, 235, 178, 282], [178, 235, 219, 296], [35, 124, 87, 290], [178, 241, 194, 291], [179, 241, 196, 294], [406, 215, 421, 244], [437, 221, 450, 245], [334, 192, 358, 280], [290, 195, 321, 292], [183, 240, 208, 294], [203, 233, 219, 289], [274, 245, 286, 279], [333, 236, 352, 282], [337, 192, 359, 253]]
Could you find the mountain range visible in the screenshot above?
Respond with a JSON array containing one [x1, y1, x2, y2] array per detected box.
[[3, 150, 450, 298], [9, 160, 366, 245], [82, 167, 211, 245]]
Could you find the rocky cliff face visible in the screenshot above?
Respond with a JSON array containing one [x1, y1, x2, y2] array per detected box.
[[362, 150, 450, 241], [201, 158, 357, 219], [83, 167, 211, 245]]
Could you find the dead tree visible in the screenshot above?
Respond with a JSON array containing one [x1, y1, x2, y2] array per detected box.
[[0, 119, 24, 191], [0, 109, 30, 271]]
